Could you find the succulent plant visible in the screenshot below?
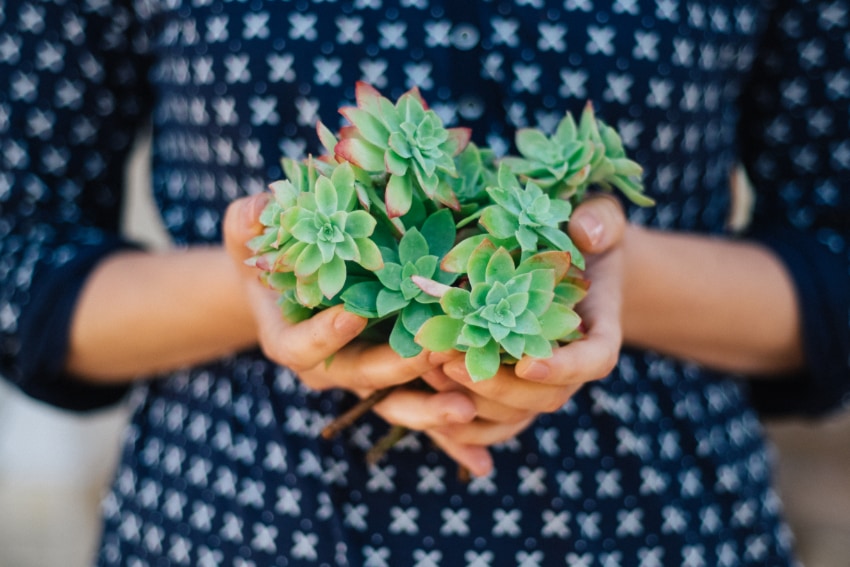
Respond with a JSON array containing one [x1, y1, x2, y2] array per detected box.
[[334, 81, 471, 217], [248, 162, 383, 308], [340, 210, 458, 356], [447, 142, 499, 206], [583, 114, 655, 207], [499, 109, 595, 200], [500, 102, 653, 207], [477, 164, 585, 269], [413, 239, 583, 381], [247, 83, 652, 465]]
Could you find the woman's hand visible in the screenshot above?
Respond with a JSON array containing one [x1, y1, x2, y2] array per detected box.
[[222, 194, 483, 457], [418, 195, 628, 469]]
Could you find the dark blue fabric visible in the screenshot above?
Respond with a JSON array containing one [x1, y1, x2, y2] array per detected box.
[[0, 0, 152, 409], [2, 0, 849, 564], [747, 227, 850, 417], [15, 239, 135, 411], [736, 0, 850, 416]]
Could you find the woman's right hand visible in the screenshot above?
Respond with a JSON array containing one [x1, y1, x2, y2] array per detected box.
[[223, 194, 488, 467]]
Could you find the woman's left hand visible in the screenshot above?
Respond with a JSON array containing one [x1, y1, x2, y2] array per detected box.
[[415, 195, 627, 473]]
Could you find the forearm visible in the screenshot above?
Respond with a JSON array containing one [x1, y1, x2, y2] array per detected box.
[[66, 246, 258, 383], [621, 225, 804, 376]]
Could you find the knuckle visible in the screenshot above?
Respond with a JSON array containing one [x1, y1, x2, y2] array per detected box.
[[260, 339, 304, 372], [492, 405, 532, 424], [600, 348, 620, 378], [541, 394, 569, 414]]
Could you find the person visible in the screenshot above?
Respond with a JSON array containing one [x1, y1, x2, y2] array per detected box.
[[2, 0, 848, 565]]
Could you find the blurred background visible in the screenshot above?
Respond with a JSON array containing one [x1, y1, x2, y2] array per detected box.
[[1, 137, 849, 567]]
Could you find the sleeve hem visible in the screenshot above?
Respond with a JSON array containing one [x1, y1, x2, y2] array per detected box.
[[14, 239, 139, 412], [746, 226, 850, 418]]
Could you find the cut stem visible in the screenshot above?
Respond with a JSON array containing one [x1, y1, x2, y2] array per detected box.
[[366, 425, 410, 465], [321, 386, 396, 439]]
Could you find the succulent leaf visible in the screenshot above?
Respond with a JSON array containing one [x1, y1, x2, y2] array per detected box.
[[340, 281, 382, 317], [441, 287, 474, 318], [523, 334, 553, 359], [441, 234, 488, 274], [466, 340, 501, 382], [386, 173, 413, 218], [375, 262, 403, 290], [340, 107, 391, 147], [355, 239, 383, 271], [398, 228, 429, 264], [338, 138, 385, 171], [485, 247, 516, 284], [377, 288, 409, 317], [401, 301, 437, 335], [318, 256, 346, 299], [419, 209, 456, 258], [538, 302, 582, 341], [389, 318, 423, 357], [416, 315, 464, 352]]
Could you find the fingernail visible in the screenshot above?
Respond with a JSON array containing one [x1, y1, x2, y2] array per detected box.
[[443, 359, 471, 382], [243, 194, 269, 225], [521, 360, 550, 381], [574, 212, 603, 248], [428, 351, 455, 365], [334, 311, 365, 333], [445, 405, 476, 423], [471, 455, 494, 477]]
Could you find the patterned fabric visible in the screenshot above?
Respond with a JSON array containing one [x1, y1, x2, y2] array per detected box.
[[2, 0, 849, 565]]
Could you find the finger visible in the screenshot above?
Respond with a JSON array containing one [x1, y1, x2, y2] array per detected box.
[[567, 193, 626, 254], [250, 301, 367, 373], [425, 430, 494, 478], [300, 342, 455, 391], [419, 357, 466, 393], [514, 318, 620, 388], [465, 395, 542, 424], [423, 366, 551, 422], [430, 415, 536, 448], [442, 360, 577, 414], [516, 249, 623, 385], [514, 320, 620, 386], [223, 193, 272, 274], [373, 389, 477, 430]]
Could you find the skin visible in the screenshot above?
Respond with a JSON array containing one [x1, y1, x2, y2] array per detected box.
[[65, 192, 803, 477]]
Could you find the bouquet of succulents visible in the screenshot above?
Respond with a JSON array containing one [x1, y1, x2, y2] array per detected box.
[[248, 82, 652, 459]]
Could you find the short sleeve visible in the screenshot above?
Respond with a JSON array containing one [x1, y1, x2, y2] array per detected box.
[[739, 0, 850, 417], [0, 0, 152, 411]]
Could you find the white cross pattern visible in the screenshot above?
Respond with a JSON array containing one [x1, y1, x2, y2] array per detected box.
[[5, 1, 840, 565]]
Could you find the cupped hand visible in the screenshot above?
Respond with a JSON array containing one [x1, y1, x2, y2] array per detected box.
[[418, 195, 628, 470], [222, 194, 483, 462]]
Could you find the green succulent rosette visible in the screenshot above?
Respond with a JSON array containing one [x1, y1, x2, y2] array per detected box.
[[340, 209, 459, 356], [413, 239, 585, 381], [475, 163, 585, 269], [247, 162, 383, 309], [334, 81, 471, 218], [501, 102, 654, 207]]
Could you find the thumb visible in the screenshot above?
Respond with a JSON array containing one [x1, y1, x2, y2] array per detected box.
[[223, 193, 271, 271], [567, 194, 627, 254]]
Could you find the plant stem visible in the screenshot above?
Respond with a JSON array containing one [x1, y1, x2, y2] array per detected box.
[[455, 208, 484, 229], [321, 386, 397, 439], [365, 425, 410, 465]]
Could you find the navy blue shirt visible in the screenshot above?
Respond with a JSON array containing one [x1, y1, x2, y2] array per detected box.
[[2, 0, 849, 565]]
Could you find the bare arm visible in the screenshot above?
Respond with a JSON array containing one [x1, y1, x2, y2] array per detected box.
[[65, 246, 259, 382], [620, 226, 803, 376], [567, 199, 805, 377]]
